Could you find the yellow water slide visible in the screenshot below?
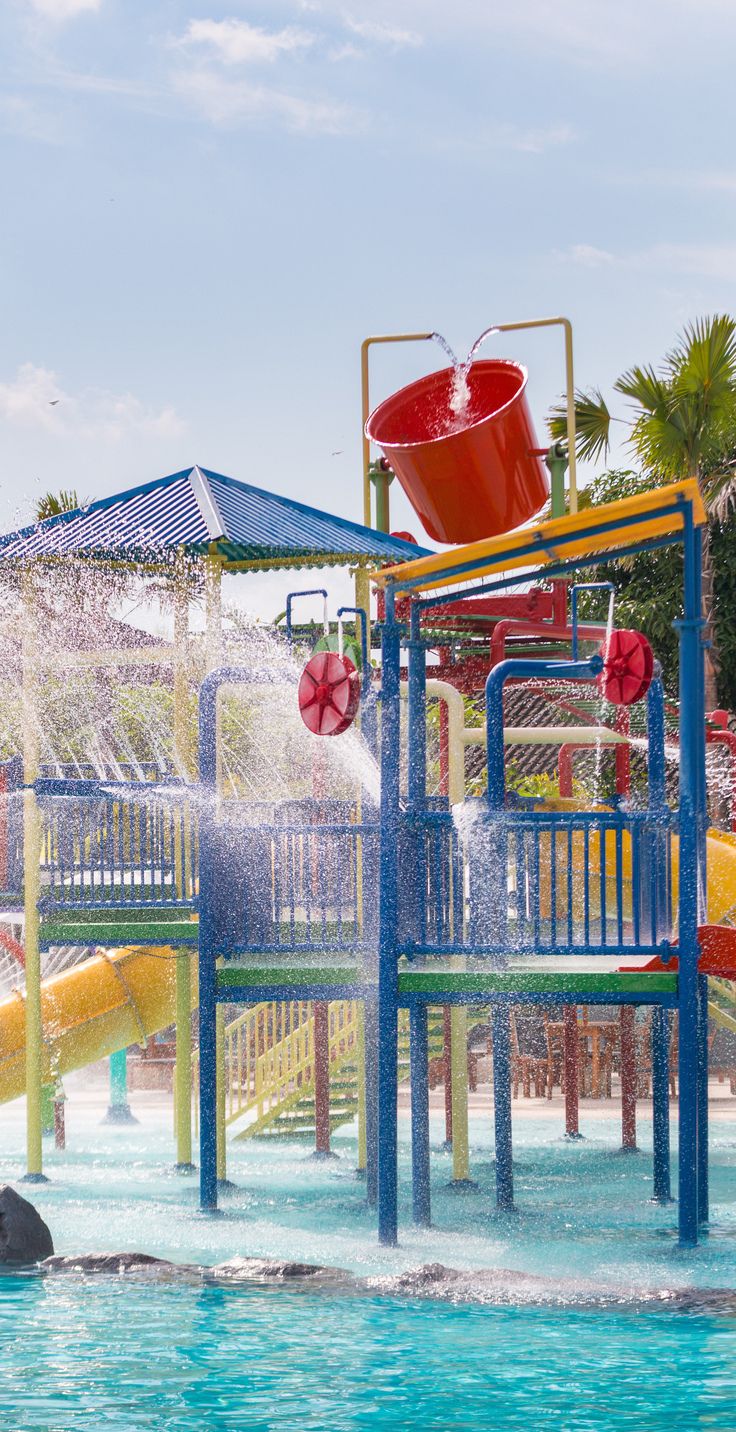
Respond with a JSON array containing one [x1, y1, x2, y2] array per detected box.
[[539, 799, 736, 928], [0, 946, 197, 1105]]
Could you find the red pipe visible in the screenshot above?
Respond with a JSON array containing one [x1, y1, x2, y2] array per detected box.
[[313, 1002, 331, 1155], [489, 621, 607, 669], [559, 737, 632, 800], [0, 926, 25, 968], [564, 1005, 580, 1136], [54, 1096, 66, 1150], [620, 1008, 637, 1150], [706, 712, 736, 832]]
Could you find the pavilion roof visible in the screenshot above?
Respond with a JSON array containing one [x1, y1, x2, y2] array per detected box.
[[0, 465, 431, 572]]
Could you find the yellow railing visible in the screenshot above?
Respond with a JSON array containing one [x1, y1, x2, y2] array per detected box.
[[194, 999, 359, 1137]]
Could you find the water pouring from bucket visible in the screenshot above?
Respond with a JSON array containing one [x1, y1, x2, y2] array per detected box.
[[365, 343, 549, 545]]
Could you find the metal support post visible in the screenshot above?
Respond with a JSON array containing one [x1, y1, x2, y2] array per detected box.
[[313, 1002, 332, 1157], [102, 1047, 137, 1125], [697, 972, 709, 1224], [564, 1006, 581, 1137], [377, 587, 401, 1245], [676, 515, 706, 1246], [620, 1007, 638, 1151], [174, 951, 194, 1171], [21, 568, 46, 1183], [364, 997, 379, 1206], [491, 1006, 514, 1209], [410, 1003, 431, 1226], [651, 1007, 671, 1202]]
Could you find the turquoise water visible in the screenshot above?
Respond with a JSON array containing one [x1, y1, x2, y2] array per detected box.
[[4, 1273, 736, 1431], [2, 1095, 736, 1428]]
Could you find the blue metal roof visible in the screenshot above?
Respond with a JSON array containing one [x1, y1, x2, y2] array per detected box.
[[0, 466, 432, 569]]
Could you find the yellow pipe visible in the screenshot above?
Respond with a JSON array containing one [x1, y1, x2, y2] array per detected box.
[[21, 567, 43, 1177], [0, 946, 198, 1105], [361, 333, 433, 527], [492, 317, 577, 514]]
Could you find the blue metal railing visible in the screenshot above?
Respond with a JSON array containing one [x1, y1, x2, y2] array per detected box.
[[34, 781, 196, 911], [398, 804, 673, 961]]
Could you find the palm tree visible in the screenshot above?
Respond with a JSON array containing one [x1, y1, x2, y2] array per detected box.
[[550, 314, 736, 708], [35, 490, 82, 522]]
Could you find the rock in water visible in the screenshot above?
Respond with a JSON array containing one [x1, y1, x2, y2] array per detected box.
[[42, 1252, 197, 1278], [0, 1185, 54, 1265]]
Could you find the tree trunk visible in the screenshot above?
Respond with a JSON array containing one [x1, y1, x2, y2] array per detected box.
[[702, 519, 720, 712]]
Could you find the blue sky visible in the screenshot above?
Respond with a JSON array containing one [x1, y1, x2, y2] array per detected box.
[[2, 0, 736, 620]]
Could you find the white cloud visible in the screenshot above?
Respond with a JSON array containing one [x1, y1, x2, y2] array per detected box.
[[569, 244, 616, 268], [0, 364, 185, 441], [435, 121, 575, 157], [178, 18, 313, 65], [563, 241, 736, 284], [28, 0, 100, 18], [344, 17, 421, 48], [175, 67, 359, 134], [0, 94, 63, 144]]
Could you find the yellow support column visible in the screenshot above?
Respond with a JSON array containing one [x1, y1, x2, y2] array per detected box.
[[22, 566, 45, 1182], [173, 580, 195, 1171], [431, 681, 472, 1186]]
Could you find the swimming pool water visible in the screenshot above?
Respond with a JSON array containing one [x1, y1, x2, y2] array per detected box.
[[2, 1093, 736, 1429], [4, 1272, 736, 1431]]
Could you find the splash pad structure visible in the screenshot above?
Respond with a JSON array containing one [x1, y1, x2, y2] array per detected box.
[[1, 321, 734, 1264]]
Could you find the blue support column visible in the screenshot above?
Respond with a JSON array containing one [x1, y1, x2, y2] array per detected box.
[[676, 512, 706, 1246], [651, 1007, 671, 1203], [198, 674, 220, 1212], [377, 587, 402, 1245], [492, 1005, 514, 1210], [697, 972, 709, 1224], [409, 1003, 431, 1227], [364, 997, 379, 1208]]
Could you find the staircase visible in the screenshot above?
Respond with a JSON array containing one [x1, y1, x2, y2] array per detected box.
[[709, 976, 736, 1036], [216, 1002, 477, 1144], [222, 1000, 360, 1142]]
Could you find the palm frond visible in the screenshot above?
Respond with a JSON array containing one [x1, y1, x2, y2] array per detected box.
[[700, 462, 736, 521], [666, 314, 736, 396], [548, 388, 612, 464], [614, 364, 671, 412], [35, 489, 82, 522]]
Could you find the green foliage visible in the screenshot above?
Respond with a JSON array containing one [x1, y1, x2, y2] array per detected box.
[[505, 766, 589, 802], [549, 314, 736, 510], [35, 490, 83, 521], [576, 470, 683, 694]]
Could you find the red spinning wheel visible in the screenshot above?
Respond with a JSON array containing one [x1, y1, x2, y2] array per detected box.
[[298, 651, 360, 736], [598, 629, 654, 705]]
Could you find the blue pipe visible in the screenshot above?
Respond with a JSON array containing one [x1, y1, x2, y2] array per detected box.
[[197, 664, 294, 1213], [336, 606, 370, 693], [651, 1006, 671, 1202], [285, 589, 328, 644], [485, 656, 603, 809], [377, 588, 401, 1246], [676, 505, 706, 1246], [491, 1006, 514, 1209], [570, 582, 615, 659], [409, 1003, 431, 1227]]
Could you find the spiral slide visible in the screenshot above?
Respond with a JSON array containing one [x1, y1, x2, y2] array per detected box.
[[0, 946, 196, 1105]]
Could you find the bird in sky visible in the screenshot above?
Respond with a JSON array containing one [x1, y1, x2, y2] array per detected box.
[[331, 449, 343, 456], [49, 400, 59, 406]]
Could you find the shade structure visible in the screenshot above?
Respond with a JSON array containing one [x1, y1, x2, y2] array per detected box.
[[0, 465, 431, 572]]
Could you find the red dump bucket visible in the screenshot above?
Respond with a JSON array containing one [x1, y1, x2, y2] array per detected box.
[[365, 359, 549, 544]]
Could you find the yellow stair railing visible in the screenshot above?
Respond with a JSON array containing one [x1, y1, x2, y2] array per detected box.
[[194, 999, 359, 1138]]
